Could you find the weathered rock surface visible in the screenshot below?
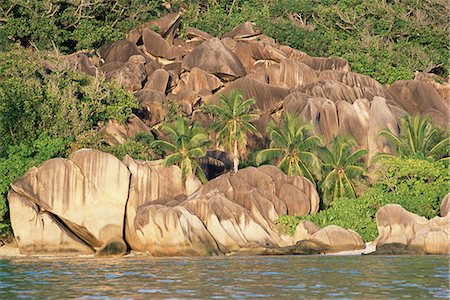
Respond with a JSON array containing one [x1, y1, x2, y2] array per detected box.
[[8, 191, 94, 255], [293, 221, 365, 253], [374, 204, 450, 255], [388, 80, 449, 128], [181, 38, 246, 80], [10, 149, 130, 249], [123, 156, 202, 252], [98, 40, 143, 64]]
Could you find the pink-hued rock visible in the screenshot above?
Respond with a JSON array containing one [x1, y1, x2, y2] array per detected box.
[[375, 204, 450, 255]]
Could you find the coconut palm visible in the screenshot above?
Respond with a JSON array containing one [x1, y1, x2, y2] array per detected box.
[[255, 113, 323, 185], [204, 89, 260, 173], [377, 114, 449, 162], [151, 118, 209, 191], [319, 136, 368, 208]]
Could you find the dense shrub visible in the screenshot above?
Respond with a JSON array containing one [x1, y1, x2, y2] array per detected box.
[[0, 47, 140, 236], [276, 158, 449, 241], [0, 0, 169, 52]]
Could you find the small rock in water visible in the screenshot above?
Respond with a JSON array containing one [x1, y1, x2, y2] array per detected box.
[[95, 236, 128, 258]]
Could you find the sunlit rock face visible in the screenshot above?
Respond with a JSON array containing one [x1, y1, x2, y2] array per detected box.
[[374, 204, 450, 255], [8, 149, 321, 256], [9, 149, 130, 253]]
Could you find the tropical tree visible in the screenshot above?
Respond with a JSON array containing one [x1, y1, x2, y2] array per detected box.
[[151, 118, 209, 191], [377, 114, 449, 163], [255, 113, 323, 185], [204, 89, 260, 173], [319, 137, 368, 209]]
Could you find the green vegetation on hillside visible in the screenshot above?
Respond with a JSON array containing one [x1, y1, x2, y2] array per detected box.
[[0, 48, 139, 237], [1, 1, 447, 83]]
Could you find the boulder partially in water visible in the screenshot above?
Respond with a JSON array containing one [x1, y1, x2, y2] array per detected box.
[[95, 236, 128, 258], [374, 204, 450, 255], [10, 149, 130, 249]]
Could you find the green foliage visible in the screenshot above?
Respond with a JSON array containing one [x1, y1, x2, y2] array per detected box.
[[182, 0, 447, 83], [0, 48, 139, 156], [319, 137, 367, 208], [0, 0, 166, 52], [0, 47, 139, 236], [377, 114, 449, 162], [0, 134, 68, 236], [152, 118, 210, 188], [256, 113, 322, 184], [276, 157, 449, 241], [204, 89, 260, 173]]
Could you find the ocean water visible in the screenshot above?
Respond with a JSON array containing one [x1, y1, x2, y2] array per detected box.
[[0, 255, 448, 299]]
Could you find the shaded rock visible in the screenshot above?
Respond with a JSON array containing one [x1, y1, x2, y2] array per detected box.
[[414, 72, 450, 102], [181, 38, 246, 81], [172, 67, 222, 95], [388, 80, 449, 128], [103, 61, 146, 91], [8, 191, 94, 255], [370, 243, 424, 255], [142, 28, 184, 60], [300, 56, 350, 72], [64, 53, 98, 76], [375, 204, 450, 255], [143, 69, 170, 93], [123, 157, 202, 251], [104, 114, 151, 145], [293, 221, 321, 243], [11, 149, 130, 248], [128, 204, 219, 256], [283, 92, 339, 141], [440, 193, 450, 217], [222, 22, 261, 39], [138, 13, 181, 43], [214, 77, 289, 114], [186, 27, 213, 41], [95, 236, 127, 258], [182, 191, 279, 253], [134, 89, 167, 126], [199, 150, 233, 180], [98, 40, 143, 64]]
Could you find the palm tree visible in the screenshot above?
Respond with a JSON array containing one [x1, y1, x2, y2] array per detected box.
[[377, 114, 449, 162], [319, 137, 368, 208], [255, 113, 323, 185], [151, 118, 209, 191], [204, 89, 260, 173]]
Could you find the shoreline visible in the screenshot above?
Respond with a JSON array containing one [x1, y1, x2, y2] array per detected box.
[[0, 242, 377, 259]]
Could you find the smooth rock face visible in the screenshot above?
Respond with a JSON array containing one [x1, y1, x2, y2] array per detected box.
[[8, 191, 94, 255], [375, 204, 450, 255], [388, 80, 449, 128], [98, 40, 143, 64], [11, 149, 130, 248], [122, 156, 202, 251], [181, 38, 246, 80]]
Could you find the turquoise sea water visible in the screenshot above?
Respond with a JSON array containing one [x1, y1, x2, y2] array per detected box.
[[0, 255, 448, 299]]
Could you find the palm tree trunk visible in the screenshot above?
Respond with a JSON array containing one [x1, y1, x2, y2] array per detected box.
[[233, 139, 239, 173]]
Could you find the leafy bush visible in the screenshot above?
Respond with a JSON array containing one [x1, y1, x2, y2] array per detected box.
[[0, 134, 68, 236], [0, 47, 139, 156], [0, 0, 167, 52], [276, 157, 449, 241], [0, 47, 140, 236]]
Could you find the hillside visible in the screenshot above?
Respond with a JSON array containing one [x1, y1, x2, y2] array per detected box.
[[0, 2, 448, 242]]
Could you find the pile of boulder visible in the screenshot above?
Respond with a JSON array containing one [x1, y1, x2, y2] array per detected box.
[[8, 149, 335, 256], [67, 13, 448, 161]]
